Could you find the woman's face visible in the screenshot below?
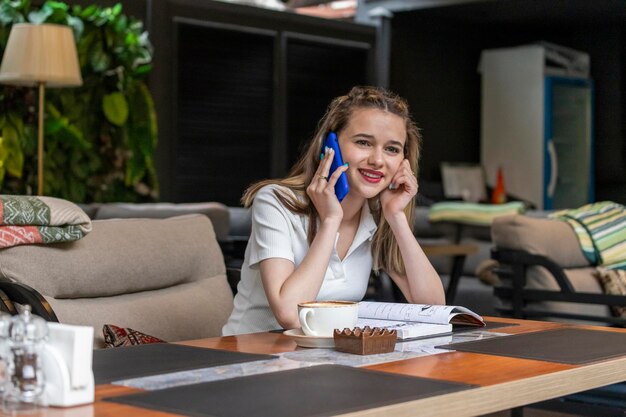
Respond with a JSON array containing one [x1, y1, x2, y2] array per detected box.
[[337, 107, 407, 199]]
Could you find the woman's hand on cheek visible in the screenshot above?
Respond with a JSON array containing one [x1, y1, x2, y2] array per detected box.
[[380, 159, 418, 219], [306, 148, 347, 223]]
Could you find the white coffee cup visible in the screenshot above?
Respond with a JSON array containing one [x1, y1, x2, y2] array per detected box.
[[297, 301, 358, 337]]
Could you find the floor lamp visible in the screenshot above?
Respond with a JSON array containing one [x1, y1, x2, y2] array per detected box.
[[0, 23, 82, 196]]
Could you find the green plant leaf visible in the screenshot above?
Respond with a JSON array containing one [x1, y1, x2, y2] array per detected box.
[[27, 7, 51, 24], [0, 3, 25, 25], [67, 15, 83, 39], [113, 14, 126, 33], [89, 42, 110, 72], [47, 1, 69, 12], [133, 64, 151, 76], [125, 147, 145, 186], [2, 124, 24, 178], [6, 111, 24, 137], [128, 80, 157, 154], [102, 92, 129, 126], [78, 4, 97, 20], [0, 137, 9, 163]]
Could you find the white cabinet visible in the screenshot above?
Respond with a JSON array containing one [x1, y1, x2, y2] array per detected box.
[[479, 44, 594, 210]]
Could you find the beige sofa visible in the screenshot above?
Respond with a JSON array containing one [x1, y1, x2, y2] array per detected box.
[[491, 214, 623, 324], [80, 202, 231, 242], [0, 214, 234, 347]]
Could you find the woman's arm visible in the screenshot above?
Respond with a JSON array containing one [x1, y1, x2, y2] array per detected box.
[[385, 213, 444, 305], [380, 159, 445, 305], [260, 215, 340, 329], [261, 148, 348, 329]]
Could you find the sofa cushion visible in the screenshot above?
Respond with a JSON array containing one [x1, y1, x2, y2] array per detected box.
[[228, 206, 252, 239], [413, 207, 457, 239], [94, 202, 230, 241], [47, 278, 233, 348], [103, 324, 165, 348], [0, 214, 225, 298], [78, 203, 101, 219], [492, 214, 589, 268]]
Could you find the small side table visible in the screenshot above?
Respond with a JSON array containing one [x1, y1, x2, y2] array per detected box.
[[422, 244, 479, 304]]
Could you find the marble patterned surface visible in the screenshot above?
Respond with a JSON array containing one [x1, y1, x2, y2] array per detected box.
[[114, 329, 508, 391]]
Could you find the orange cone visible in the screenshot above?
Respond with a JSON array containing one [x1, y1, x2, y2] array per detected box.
[[491, 167, 507, 204]]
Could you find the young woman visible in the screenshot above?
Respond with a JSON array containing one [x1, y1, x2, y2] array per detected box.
[[222, 86, 444, 335]]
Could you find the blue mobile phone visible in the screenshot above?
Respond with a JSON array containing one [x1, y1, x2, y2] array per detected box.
[[322, 132, 349, 202]]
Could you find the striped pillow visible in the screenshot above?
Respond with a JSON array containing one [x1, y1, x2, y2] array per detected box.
[[551, 202, 626, 270]]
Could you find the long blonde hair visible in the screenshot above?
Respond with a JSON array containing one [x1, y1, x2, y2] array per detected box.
[[242, 86, 421, 275]]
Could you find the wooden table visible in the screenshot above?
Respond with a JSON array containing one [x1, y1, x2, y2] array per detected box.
[[23, 317, 626, 417]]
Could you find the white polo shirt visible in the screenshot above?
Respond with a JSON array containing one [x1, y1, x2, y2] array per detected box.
[[222, 184, 377, 335]]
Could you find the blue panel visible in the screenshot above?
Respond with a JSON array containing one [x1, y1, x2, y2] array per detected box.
[[543, 75, 594, 209]]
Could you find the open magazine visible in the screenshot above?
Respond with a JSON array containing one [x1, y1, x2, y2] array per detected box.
[[355, 301, 485, 340]]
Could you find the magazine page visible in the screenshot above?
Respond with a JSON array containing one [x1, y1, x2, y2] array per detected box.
[[449, 306, 485, 326], [358, 301, 484, 326]]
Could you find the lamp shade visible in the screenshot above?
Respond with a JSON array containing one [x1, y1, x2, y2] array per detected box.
[[0, 23, 82, 87]]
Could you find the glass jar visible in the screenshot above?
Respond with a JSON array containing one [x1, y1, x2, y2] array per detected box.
[[0, 312, 10, 400], [5, 305, 48, 409]]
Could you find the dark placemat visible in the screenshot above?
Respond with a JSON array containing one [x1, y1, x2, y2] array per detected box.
[[94, 344, 275, 384], [437, 328, 626, 364], [453, 320, 518, 333], [106, 364, 476, 417]]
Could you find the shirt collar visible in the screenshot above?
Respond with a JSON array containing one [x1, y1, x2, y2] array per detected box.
[[356, 201, 378, 243]]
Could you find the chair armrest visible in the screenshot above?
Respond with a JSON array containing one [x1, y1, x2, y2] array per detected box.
[[491, 248, 626, 325], [0, 281, 58, 321], [0, 289, 17, 315], [492, 248, 575, 293]]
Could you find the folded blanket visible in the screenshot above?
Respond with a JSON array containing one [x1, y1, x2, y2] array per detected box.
[[594, 268, 626, 318], [551, 201, 626, 270], [428, 201, 526, 226], [0, 195, 92, 249]]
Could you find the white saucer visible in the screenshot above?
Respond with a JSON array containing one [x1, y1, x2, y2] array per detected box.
[[283, 328, 335, 348]]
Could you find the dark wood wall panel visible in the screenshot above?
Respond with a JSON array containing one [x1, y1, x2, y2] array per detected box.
[[286, 38, 369, 165], [175, 23, 274, 204]]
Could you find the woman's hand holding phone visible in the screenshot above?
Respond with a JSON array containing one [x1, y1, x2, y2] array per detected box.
[[322, 132, 349, 201], [307, 146, 348, 223], [380, 159, 418, 221]]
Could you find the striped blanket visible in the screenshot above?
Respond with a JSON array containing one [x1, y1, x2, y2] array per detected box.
[[551, 201, 626, 270], [0, 195, 92, 249], [428, 201, 526, 226]]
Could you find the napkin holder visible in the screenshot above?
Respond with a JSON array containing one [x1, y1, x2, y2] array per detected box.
[[333, 327, 397, 355], [42, 322, 94, 407]]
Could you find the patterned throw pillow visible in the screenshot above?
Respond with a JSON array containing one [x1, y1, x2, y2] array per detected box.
[[594, 268, 626, 318], [103, 324, 166, 348], [0, 195, 92, 249]]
